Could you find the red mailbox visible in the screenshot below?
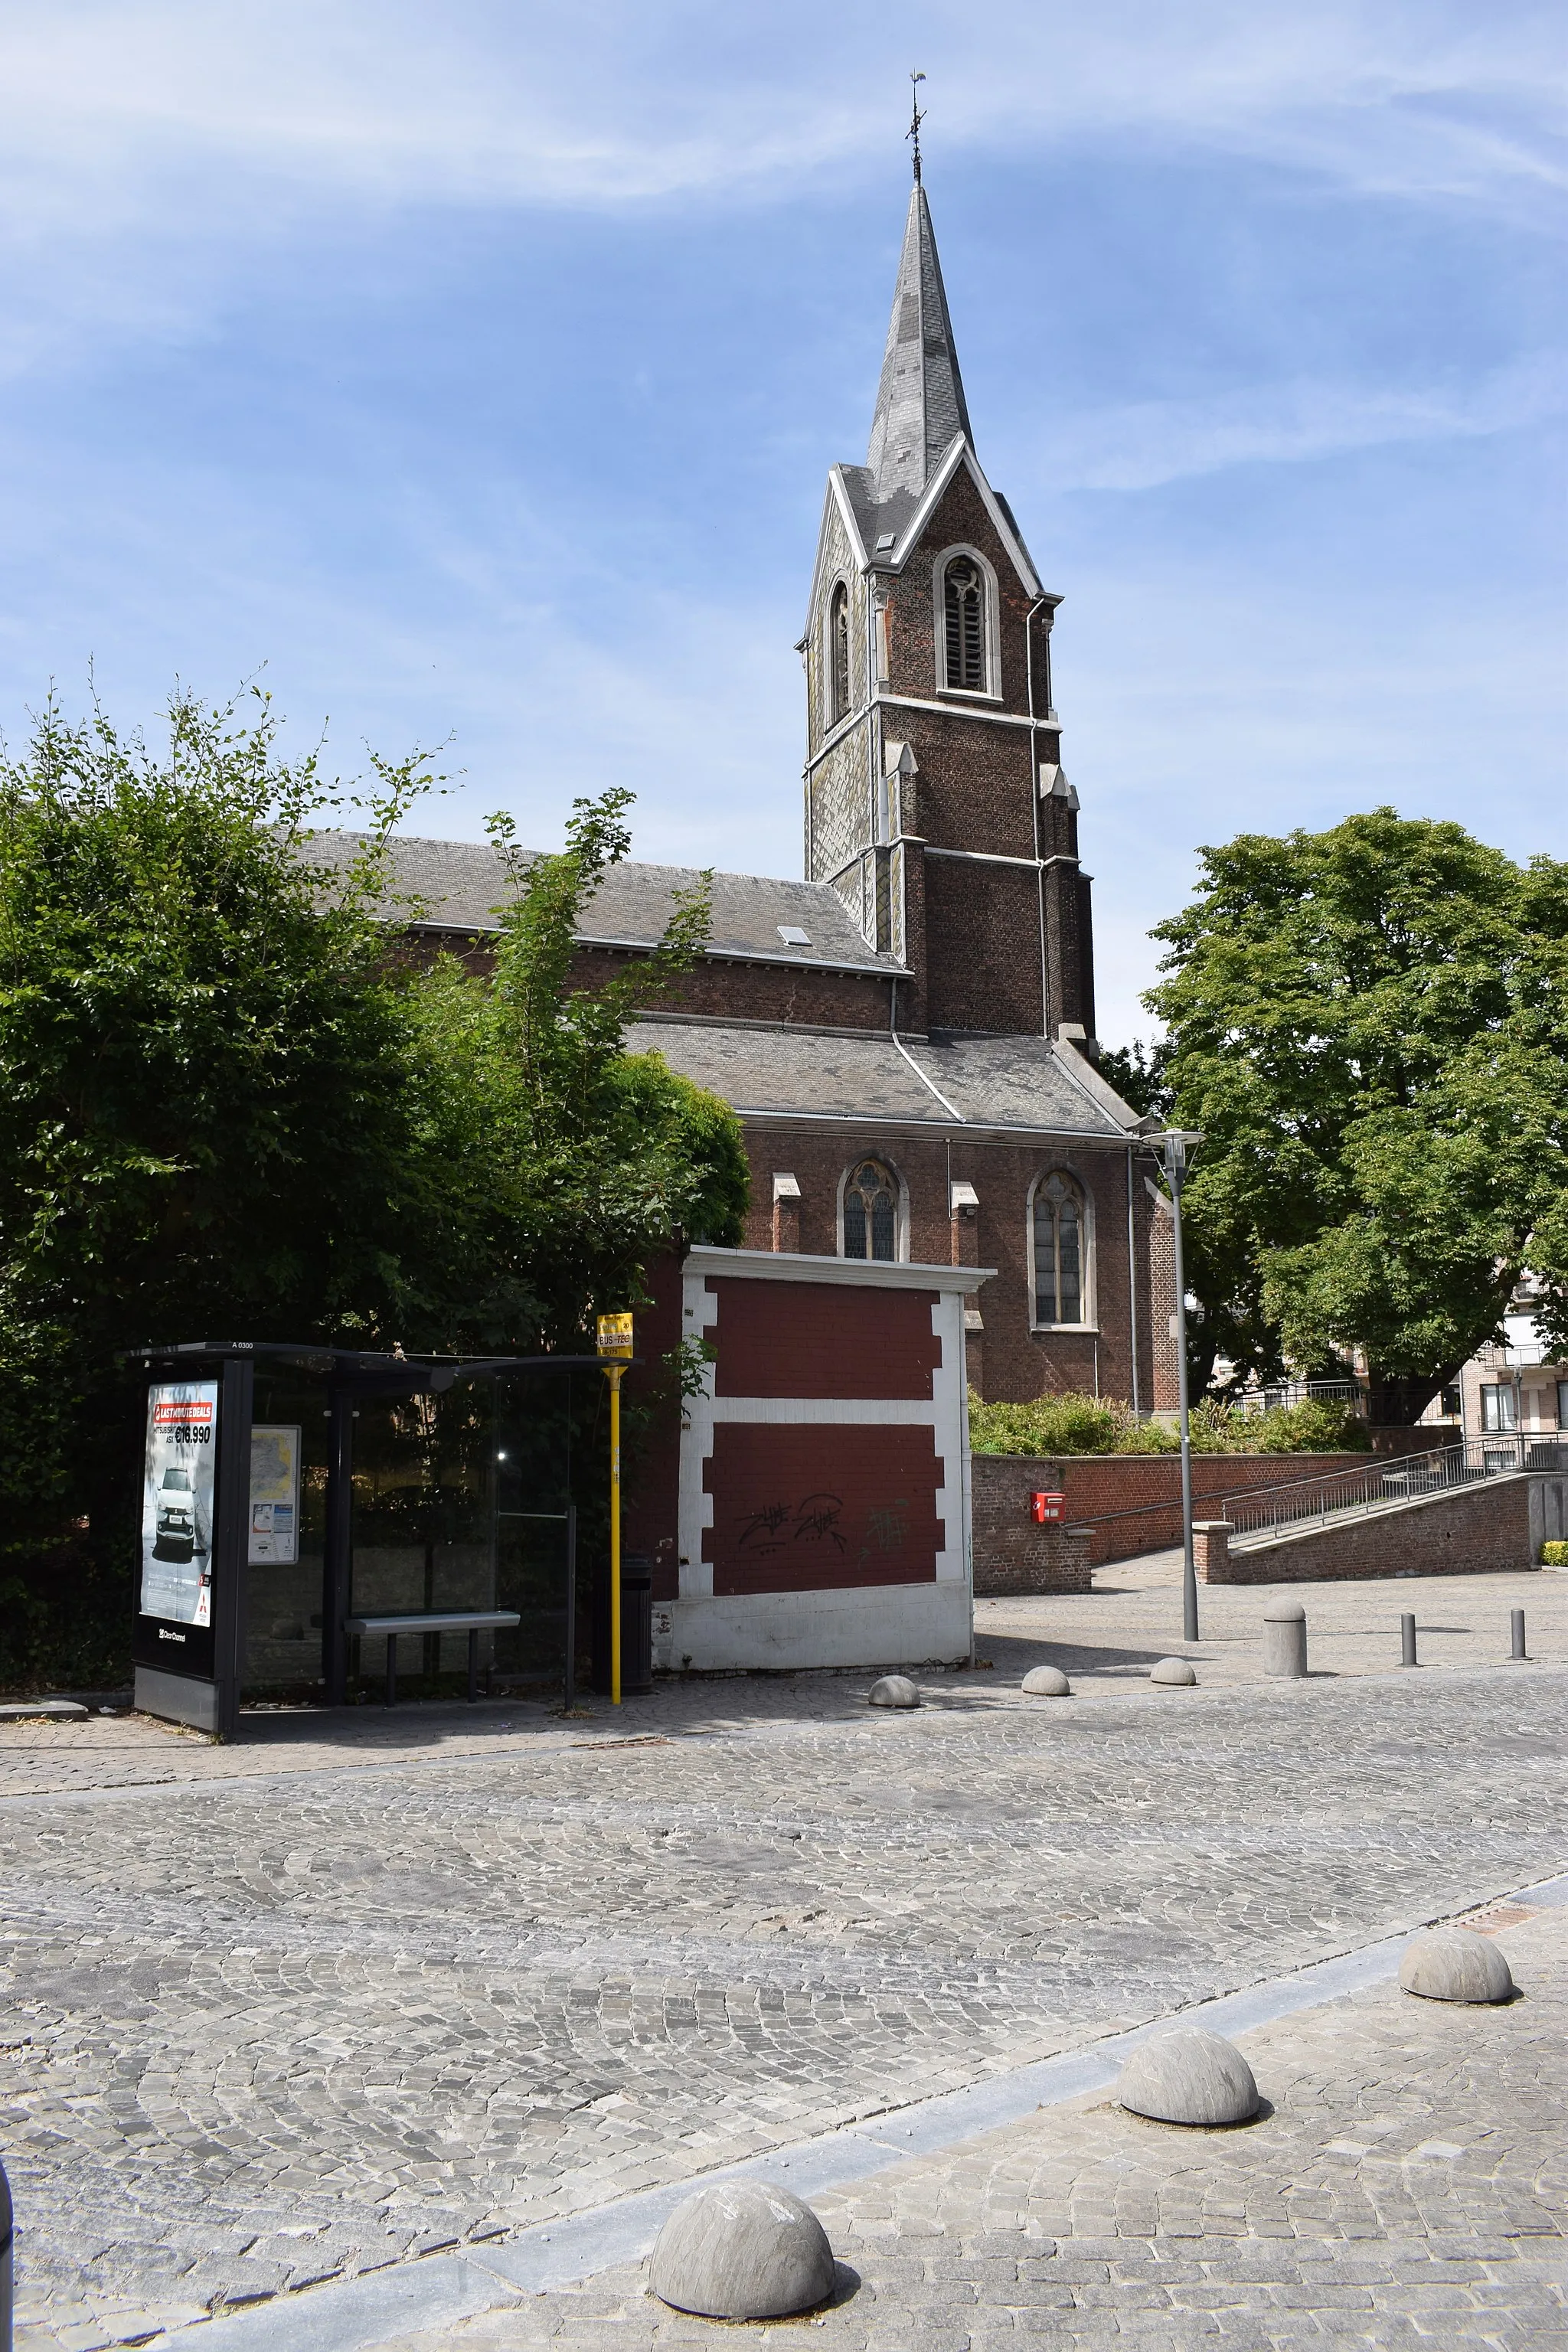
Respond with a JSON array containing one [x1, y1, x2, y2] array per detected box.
[[1031, 1491, 1066, 1524]]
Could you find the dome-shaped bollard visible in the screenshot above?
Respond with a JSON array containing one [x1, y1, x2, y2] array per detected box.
[[1399, 1927, 1514, 2004], [868, 1674, 920, 1708], [1022, 1664, 1071, 1697], [650, 2179, 836, 2319], [1150, 1657, 1197, 1687], [1116, 2027, 1259, 2126], [1, 2148, 11, 2352], [1262, 1601, 1308, 1679]]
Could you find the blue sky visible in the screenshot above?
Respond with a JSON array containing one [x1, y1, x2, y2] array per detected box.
[[0, 1, 1562, 1043]]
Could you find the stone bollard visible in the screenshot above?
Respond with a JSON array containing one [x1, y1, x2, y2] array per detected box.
[[1400, 1927, 1514, 2004], [1021, 1664, 1071, 1697], [1150, 1657, 1197, 1687], [1116, 2027, 1259, 2126], [1, 2148, 11, 2352], [867, 1674, 920, 1709], [651, 2180, 836, 2318], [1262, 1601, 1307, 1679]]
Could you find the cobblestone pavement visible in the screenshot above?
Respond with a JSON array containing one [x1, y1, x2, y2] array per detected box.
[[2, 1606, 1563, 2347], [0, 1563, 1557, 1810], [377, 1903, 1566, 2350], [978, 1557, 1568, 1694]]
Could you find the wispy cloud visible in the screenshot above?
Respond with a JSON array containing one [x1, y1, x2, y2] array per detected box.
[[1031, 354, 1566, 493], [0, 5, 1558, 387], [0, 2, 1560, 220]]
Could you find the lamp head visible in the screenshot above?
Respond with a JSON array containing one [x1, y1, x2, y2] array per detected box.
[[1160, 1129, 1203, 1178]]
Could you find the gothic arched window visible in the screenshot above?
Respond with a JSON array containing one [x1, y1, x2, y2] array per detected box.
[[942, 556, 985, 691], [843, 1158, 899, 1262], [829, 583, 851, 722], [1032, 1171, 1086, 1325]]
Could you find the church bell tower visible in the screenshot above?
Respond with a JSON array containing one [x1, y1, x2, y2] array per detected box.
[[801, 168, 1096, 1046]]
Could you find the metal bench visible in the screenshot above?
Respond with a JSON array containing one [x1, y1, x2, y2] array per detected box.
[[345, 1611, 521, 1706]]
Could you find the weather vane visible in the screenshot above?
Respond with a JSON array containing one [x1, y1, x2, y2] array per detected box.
[[907, 70, 927, 183]]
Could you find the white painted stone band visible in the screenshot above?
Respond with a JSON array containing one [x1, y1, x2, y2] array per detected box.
[[155, 1868, 1568, 2352]]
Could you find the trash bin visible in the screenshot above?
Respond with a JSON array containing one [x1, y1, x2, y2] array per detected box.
[[591, 1553, 654, 1697]]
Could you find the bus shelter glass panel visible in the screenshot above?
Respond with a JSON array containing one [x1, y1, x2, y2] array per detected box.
[[348, 1382, 495, 1690], [492, 1370, 579, 1690], [346, 1370, 578, 1694], [243, 1366, 328, 1694]]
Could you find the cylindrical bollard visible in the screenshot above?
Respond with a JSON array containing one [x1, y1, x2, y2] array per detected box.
[[1511, 1607, 1527, 1661], [1400, 1612, 1418, 1668], [1262, 1600, 1308, 1678]]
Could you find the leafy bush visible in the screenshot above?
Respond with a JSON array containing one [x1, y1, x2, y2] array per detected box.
[[966, 1393, 1129, 1457], [1543, 1540, 1568, 1567], [967, 1390, 1370, 1458], [1246, 1396, 1370, 1452]]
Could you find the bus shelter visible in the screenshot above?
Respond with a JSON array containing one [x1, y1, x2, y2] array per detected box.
[[128, 1341, 603, 1737]]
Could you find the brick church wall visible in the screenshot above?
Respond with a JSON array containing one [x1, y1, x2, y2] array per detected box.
[[871, 463, 1089, 1039], [738, 1128, 1156, 1410], [921, 854, 1044, 1037], [884, 467, 1036, 719]]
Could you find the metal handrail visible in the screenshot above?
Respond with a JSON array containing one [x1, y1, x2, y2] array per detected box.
[[1223, 1433, 1563, 1547], [1055, 1429, 1566, 1544], [1231, 1377, 1365, 1418]]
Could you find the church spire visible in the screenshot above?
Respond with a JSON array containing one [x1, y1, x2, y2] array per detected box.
[[864, 175, 974, 505]]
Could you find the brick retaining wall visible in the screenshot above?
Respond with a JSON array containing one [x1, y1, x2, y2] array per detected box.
[[1204, 1474, 1551, 1584], [971, 1452, 1373, 1570], [969, 1455, 1094, 1591]]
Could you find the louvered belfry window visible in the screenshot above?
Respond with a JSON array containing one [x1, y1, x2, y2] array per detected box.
[[943, 557, 985, 691], [830, 583, 851, 721], [843, 1159, 898, 1262], [1033, 1172, 1084, 1325]]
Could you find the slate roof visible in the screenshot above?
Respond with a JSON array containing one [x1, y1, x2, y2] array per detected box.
[[629, 1018, 1144, 1140], [865, 184, 973, 505], [295, 831, 906, 976]]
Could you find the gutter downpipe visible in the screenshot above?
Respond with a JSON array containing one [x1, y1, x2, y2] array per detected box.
[[1127, 1142, 1141, 1416], [1024, 592, 1051, 1037]]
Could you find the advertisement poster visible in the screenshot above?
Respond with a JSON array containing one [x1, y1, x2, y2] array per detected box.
[[248, 1425, 301, 1564], [139, 1380, 219, 1627]]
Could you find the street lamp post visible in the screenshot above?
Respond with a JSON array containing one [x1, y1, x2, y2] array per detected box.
[[1161, 1131, 1204, 1645]]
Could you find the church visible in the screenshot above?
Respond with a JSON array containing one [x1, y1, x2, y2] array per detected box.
[[318, 169, 1174, 1411]]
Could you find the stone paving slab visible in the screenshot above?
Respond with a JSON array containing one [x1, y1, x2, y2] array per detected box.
[[3, 1644, 1564, 2349], [363, 1905, 1568, 2350]]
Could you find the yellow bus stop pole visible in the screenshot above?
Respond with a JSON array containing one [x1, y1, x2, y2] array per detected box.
[[606, 1361, 623, 1707], [596, 1312, 633, 1709]]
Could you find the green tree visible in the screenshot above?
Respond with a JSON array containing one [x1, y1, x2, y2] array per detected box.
[[0, 688, 746, 1686], [1096, 1036, 1173, 1123], [402, 786, 748, 1351], [1145, 809, 1568, 1423], [0, 688, 439, 1616]]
